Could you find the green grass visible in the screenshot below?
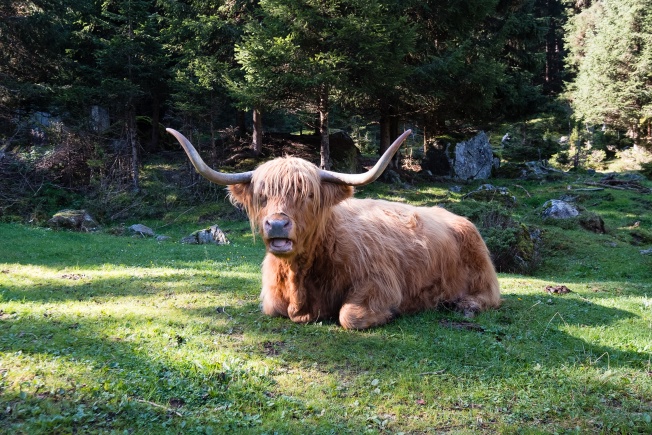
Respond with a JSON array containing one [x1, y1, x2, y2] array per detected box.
[[1, 174, 652, 434]]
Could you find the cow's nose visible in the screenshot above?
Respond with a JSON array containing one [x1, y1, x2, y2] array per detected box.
[[264, 213, 292, 237]]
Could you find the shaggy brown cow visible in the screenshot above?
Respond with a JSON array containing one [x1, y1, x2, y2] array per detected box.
[[167, 128, 500, 329]]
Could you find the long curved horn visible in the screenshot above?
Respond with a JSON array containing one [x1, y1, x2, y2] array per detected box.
[[166, 128, 253, 185], [319, 129, 412, 186]]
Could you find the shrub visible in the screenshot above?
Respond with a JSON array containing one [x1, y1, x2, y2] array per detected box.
[[446, 202, 541, 274]]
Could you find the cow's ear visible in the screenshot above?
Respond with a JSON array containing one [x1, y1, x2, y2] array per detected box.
[[228, 183, 253, 210], [321, 183, 353, 207]]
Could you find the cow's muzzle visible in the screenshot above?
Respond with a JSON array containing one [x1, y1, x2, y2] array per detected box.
[[263, 213, 294, 255]]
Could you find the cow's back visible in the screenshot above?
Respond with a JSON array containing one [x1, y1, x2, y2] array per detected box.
[[327, 198, 500, 313]]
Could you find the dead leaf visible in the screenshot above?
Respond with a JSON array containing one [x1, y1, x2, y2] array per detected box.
[[439, 319, 485, 332], [263, 341, 285, 356], [169, 398, 185, 408], [545, 285, 571, 294]]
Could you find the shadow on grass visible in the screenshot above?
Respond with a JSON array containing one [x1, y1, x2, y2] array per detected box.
[[1, 287, 650, 432]]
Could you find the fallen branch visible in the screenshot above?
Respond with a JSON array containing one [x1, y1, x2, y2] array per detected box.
[[574, 187, 604, 192], [513, 184, 531, 197], [134, 398, 183, 417], [419, 370, 446, 376], [584, 181, 651, 193]]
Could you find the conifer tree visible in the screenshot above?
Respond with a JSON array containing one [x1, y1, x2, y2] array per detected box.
[[234, 0, 415, 169], [565, 0, 652, 140]]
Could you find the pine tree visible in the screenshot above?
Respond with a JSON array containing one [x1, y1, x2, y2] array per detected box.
[[86, 0, 168, 190], [164, 0, 255, 159], [0, 0, 72, 137], [234, 0, 415, 169], [565, 0, 652, 140]]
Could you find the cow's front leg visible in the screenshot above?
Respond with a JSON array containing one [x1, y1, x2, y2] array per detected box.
[[260, 288, 315, 323], [261, 286, 289, 317], [338, 279, 402, 330], [338, 302, 397, 330], [287, 304, 317, 323]]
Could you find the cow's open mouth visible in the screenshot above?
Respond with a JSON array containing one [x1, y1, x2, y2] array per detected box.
[[268, 238, 293, 254]]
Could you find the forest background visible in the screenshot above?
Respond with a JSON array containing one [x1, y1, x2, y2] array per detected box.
[[1, 0, 651, 220], [2, 2, 652, 432]]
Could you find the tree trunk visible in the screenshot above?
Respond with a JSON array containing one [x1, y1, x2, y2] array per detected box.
[[379, 111, 400, 169], [210, 116, 217, 167], [128, 108, 139, 192], [389, 114, 400, 169], [423, 126, 428, 154], [379, 114, 391, 155], [319, 93, 330, 170], [236, 109, 246, 137], [150, 95, 160, 153], [314, 113, 321, 136], [252, 107, 262, 155]]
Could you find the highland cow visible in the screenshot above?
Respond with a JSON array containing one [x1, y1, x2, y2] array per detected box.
[[167, 128, 500, 329]]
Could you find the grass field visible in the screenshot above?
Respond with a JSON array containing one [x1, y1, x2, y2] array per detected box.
[[1, 174, 651, 434]]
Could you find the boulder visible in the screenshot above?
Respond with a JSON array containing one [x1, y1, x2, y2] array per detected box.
[[495, 161, 564, 180], [329, 131, 361, 173], [449, 131, 494, 181], [463, 184, 516, 207], [579, 213, 606, 234], [541, 200, 579, 219], [421, 146, 452, 177], [181, 225, 230, 245], [47, 209, 98, 231], [128, 224, 155, 237]]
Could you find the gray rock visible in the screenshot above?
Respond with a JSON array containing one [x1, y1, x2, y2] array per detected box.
[[463, 184, 516, 206], [641, 248, 652, 255], [579, 213, 606, 234], [542, 200, 579, 219], [449, 131, 494, 181], [47, 209, 98, 232], [128, 224, 155, 237], [383, 169, 402, 185], [156, 235, 171, 242], [181, 225, 230, 245], [329, 131, 361, 173]]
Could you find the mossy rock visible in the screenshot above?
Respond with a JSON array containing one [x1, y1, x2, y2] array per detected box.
[[579, 212, 606, 234], [630, 228, 652, 245], [47, 209, 99, 232], [463, 184, 516, 207], [446, 202, 541, 274]]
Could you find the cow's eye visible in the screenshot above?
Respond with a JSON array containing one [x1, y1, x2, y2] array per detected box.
[[259, 196, 267, 207]]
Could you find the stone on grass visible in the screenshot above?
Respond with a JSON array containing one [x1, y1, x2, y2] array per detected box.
[[128, 224, 155, 237], [463, 184, 516, 206], [449, 131, 494, 181], [181, 225, 230, 245], [579, 213, 606, 234], [48, 209, 98, 232], [541, 200, 579, 219], [421, 131, 496, 181]]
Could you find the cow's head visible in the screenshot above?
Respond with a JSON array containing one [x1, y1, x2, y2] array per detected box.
[[167, 128, 411, 258]]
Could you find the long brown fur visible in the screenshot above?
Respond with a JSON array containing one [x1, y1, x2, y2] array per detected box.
[[229, 156, 501, 330]]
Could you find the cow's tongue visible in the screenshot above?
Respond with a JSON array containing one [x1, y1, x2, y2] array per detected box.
[[271, 239, 291, 249]]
